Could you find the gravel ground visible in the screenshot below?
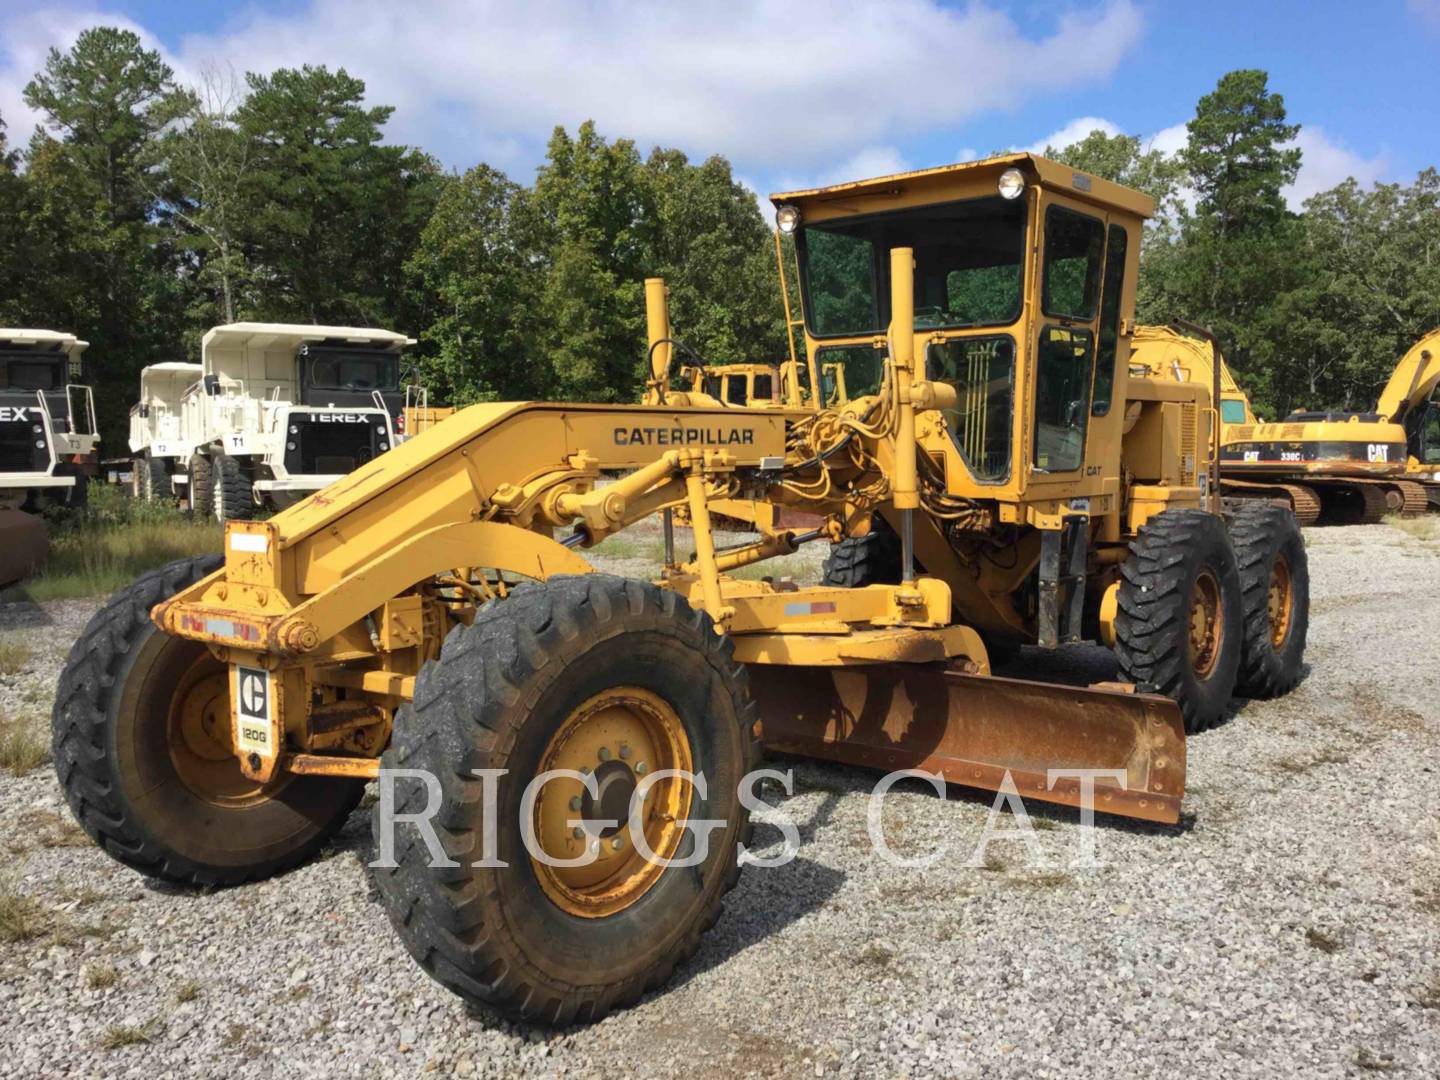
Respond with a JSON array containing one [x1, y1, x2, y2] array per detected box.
[[1, 522, 1438, 1078]]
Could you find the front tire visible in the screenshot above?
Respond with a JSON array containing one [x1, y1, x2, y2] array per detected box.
[[51, 555, 363, 886], [1114, 509, 1243, 734], [1229, 503, 1308, 697], [189, 455, 214, 517], [821, 517, 901, 587], [373, 574, 760, 1025]]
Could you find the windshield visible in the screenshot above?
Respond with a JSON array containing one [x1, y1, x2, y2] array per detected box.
[[797, 196, 1028, 338], [303, 350, 399, 392], [0, 355, 63, 391]]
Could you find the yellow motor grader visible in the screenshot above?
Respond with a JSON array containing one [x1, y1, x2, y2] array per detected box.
[[52, 153, 1308, 1025]]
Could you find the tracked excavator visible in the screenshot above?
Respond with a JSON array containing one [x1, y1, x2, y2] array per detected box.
[[53, 153, 1309, 1024], [1131, 325, 1437, 523]]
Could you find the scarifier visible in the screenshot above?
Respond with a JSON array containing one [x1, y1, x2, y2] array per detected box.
[[52, 154, 1309, 1024]]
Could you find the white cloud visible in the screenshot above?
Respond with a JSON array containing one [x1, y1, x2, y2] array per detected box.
[[1145, 122, 1188, 157], [1284, 126, 1389, 204], [1023, 115, 1121, 154], [126, 0, 1141, 173]]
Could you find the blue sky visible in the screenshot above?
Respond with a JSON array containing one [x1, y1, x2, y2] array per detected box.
[[2, 1, 1436, 208]]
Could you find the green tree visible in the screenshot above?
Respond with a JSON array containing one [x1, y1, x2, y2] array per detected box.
[[644, 147, 785, 367], [1146, 69, 1310, 414], [527, 123, 654, 401], [405, 164, 541, 403], [0, 117, 29, 324], [21, 26, 190, 445], [235, 65, 443, 326], [1281, 170, 1440, 407]]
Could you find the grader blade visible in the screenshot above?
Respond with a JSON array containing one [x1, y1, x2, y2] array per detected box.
[[749, 665, 1185, 825]]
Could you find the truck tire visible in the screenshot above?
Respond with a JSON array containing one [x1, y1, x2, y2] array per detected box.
[[142, 455, 169, 502], [372, 574, 760, 1025], [189, 455, 214, 518], [51, 554, 363, 886], [1113, 509, 1243, 734], [130, 458, 148, 500], [211, 453, 253, 522], [1228, 503, 1308, 698], [820, 517, 901, 587]]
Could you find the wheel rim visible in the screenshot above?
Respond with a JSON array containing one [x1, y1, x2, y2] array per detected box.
[[530, 687, 694, 919], [1268, 554, 1294, 648], [1188, 568, 1224, 679], [166, 650, 269, 806]]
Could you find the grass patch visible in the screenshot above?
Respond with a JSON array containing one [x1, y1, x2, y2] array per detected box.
[[99, 1018, 161, 1050], [856, 941, 895, 968], [0, 711, 49, 774], [16, 808, 88, 847], [1354, 1046, 1400, 1072], [7, 486, 220, 602], [0, 878, 48, 943], [174, 979, 203, 1004], [0, 640, 32, 675], [85, 964, 118, 989], [1386, 514, 1440, 544], [1012, 871, 1072, 890], [1305, 927, 1343, 954]]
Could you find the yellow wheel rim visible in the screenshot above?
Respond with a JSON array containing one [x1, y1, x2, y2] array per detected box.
[[1268, 554, 1294, 648], [531, 687, 694, 919], [1188, 568, 1224, 679], [166, 651, 269, 806]]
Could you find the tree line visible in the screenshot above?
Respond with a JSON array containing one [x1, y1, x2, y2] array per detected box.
[[0, 28, 1434, 449]]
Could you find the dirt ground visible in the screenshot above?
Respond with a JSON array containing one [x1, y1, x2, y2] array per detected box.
[[1, 521, 1437, 1078]]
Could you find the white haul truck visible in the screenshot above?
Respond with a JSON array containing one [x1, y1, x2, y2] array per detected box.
[[186, 323, 413, 520], [128, 362, 202, 502], [0, 329, 97, 510]]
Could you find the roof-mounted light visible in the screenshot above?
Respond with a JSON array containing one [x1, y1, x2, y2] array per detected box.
[[998, 168, 1026, 200], [775, 204, 802, 234]]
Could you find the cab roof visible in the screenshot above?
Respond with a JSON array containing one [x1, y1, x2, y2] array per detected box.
[[201, 323, 415, 352], [0, 329, 90, 358], [770, 152, 1154, 222]]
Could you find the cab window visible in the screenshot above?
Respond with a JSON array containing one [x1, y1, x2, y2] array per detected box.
[[752, 373, 773, 401], [1220, 400, 1248, 425], [724, 376, 747, 405], [816, 344, 883, 398], [927, 336, 1014, 482], [1042, 206, 1105, 320], [1, 359, 62, 391], [1033, 326, 1094, 472]]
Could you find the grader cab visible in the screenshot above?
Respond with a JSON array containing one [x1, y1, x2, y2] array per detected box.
[[54, 154, 1309, 1025]]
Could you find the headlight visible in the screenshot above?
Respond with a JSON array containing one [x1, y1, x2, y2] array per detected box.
[[34, 440, 45, 448], [376, 425, 387, 434], [286, 441, 296, 450], [289, 425, 298, 434], [775, 204, 801, 234], [31, 424, 41, 434], [379, 442, 389, 451], [998, 168, 1026, 200]]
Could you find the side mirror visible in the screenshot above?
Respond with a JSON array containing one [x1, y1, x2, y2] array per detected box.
[[204, 374, 220, 396]]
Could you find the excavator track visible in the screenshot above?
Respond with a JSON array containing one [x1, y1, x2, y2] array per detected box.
[[1222, 478, 1321, 525], [1397, 480, 1430, 516]]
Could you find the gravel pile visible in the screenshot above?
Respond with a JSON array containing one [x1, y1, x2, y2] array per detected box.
[[2, 523, 1438, 1078]]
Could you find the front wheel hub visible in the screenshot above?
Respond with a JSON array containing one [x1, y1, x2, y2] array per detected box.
[[531, 687, 693, 918]]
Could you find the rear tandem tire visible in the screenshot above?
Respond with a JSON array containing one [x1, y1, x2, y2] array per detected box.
[[51, 554, 363, 886], [820, 517, 902, 587], [1228, 503, 1309, 698], [212, 452, 253, 522], [189, 455, 214, 517], [1113, 509, 1243, 734], [372, 574, 760, 1025]]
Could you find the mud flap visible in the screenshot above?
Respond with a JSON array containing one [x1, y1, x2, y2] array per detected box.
[[0, 509, 47, 586], [749, 664, 1185, 824]]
